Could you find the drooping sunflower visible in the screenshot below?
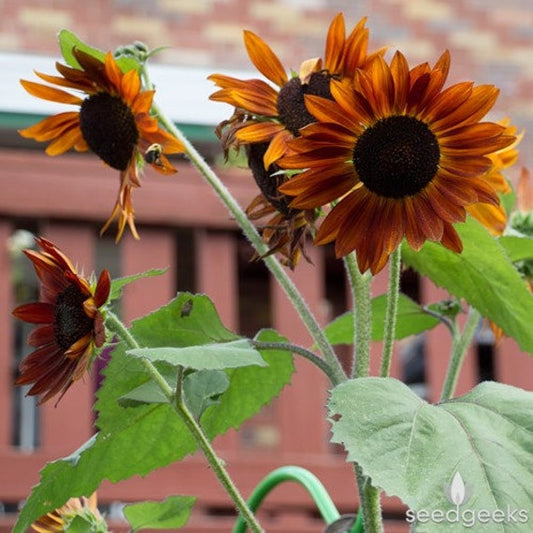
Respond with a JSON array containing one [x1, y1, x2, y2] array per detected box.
[[12, 237, 110, 405], [245, 142, 317, 268], [466, 119, 523, 235], [278, 50, 516, 274], [19, 48, 184, 241], [209, 13, 383, 168], [32, 493, 107, 532]]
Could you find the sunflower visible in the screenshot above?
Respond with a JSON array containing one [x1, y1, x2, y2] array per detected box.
[[466, 119, 523, 235], [12, 237, 110, 405], [278, 50, 515, 274], [19, 48, 184, 241], [208, 13, 383, 169], [245, 142, 317, 268], [31, 493, 107, 532]]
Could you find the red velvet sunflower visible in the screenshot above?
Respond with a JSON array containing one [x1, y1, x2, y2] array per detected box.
[[19, 48, 184, 241], [279, 50, 515, 274], [208, 13, 383, 169], [12, 237, 110, 405]]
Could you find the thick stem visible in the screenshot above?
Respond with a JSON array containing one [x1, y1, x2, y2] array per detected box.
[[355, 465, 383, 533], [344, 253, 373, 378], [380, 244, 402, 377], [105, 311, 263, 532], [440, 307, 480, 401], [148, 96, 346, 386]]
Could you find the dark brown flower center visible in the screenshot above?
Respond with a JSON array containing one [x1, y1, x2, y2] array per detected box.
[[79, 92, 139, 170], [277, 72, 333, 135], [352, 115, 440, 198], [247, 142, 293, 217], [54, 283, 94, 351]]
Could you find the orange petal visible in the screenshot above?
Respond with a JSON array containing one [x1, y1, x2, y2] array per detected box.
[[20, 80, 83, 105], [243, 30, 288, 87]]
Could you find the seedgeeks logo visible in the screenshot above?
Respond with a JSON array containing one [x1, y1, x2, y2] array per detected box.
[[405, 472, 529, 528]]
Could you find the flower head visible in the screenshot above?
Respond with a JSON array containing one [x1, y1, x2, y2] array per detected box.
[[279, 50, 515, 274], [19, 48, 185, 241], [31, 493, 107, 532], [12, 237, 110, 405], [209, 13, 383, 169]]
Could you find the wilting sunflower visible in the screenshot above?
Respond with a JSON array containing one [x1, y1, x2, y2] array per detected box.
[[279, 50, 515, 274], [466, 119, 523, 235], [245, 142, 317, 268], [12, 237, 110, 405], [32, 493, 107, 532], [209, 13, 383, 169], [19, 48, 184, 241]]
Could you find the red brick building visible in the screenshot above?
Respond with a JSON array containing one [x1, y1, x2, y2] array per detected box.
[[1, 1, 532, 531]]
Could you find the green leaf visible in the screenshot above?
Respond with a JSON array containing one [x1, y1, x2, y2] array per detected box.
[[183, 370, 230, 420], [109, 269, 167, 302], [329, 378, 533, 532], [14, 295, 294, 532], [123, 496, 196, 531], [127, 339, 267, 370], [324, 293, 440, 345], [498, 235, 533, 262], [402, 218, 533, 353], [57, 29, 139, 72]]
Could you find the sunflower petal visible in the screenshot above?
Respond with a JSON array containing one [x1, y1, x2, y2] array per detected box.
[[243, 30, 288, 87]]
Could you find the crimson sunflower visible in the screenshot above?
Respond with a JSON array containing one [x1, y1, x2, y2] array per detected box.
[[19, 48, 184, 241], [12, 237, 110, 404], [279, 50, 515, 274]]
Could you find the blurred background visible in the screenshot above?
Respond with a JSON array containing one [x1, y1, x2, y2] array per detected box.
[[1, 1, 532, 531]]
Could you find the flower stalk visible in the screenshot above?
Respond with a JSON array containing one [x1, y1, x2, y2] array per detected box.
[[380, 244, 402, 377]]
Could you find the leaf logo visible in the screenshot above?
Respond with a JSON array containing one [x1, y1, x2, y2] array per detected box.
[[444, 471, 473, 506]]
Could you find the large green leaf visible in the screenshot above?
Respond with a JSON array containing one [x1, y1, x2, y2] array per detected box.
[[402, 218, 533, 353], [127, 339, 267, 370], [323, 293, 440, 345], [329, 378, 533, 532], [123, 496, 196, 531], [14, 294, 294, 532]]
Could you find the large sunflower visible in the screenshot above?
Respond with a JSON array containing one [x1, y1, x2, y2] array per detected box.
[[12, 237, 110, 404], [278, 50, 515, 274], [19, 48, 184, 241], [208, 13, 383, 169]]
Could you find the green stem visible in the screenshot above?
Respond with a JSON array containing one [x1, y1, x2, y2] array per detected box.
[[232, 466, 341, 533], [355, 465, 383, 533], [380, 244, 401, 377], [147, 86, 345, 386], [175, 369, 264, 533], [251, 340, 342, 386], [105, 310, 173, 399], [344, 253, 373, 378], [105, 310, 263, 532], [440, 307, 480, 401]]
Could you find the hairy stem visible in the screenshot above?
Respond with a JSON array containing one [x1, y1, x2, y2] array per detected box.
[[344, 253, 373, 378], [380, 244, 401, 377], [440, 307, 480, 401]]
